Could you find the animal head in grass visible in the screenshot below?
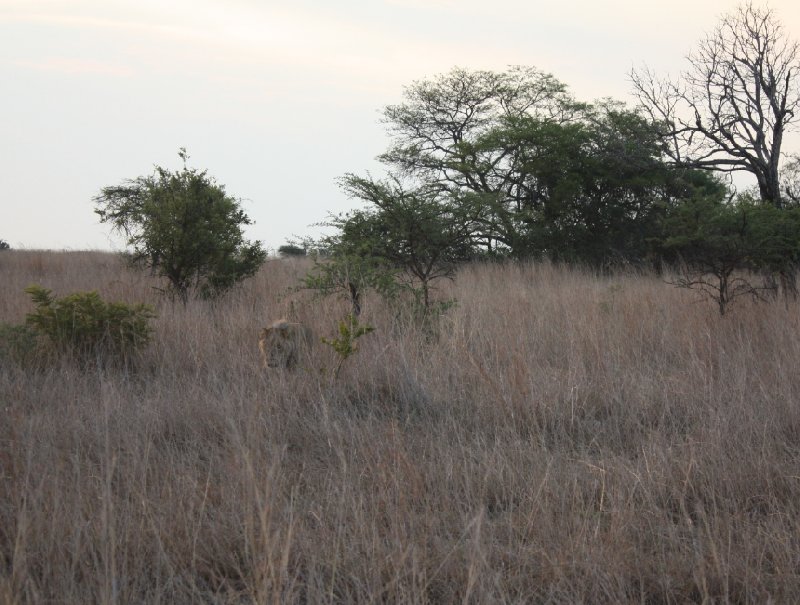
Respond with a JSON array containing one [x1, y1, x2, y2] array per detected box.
[[258, 319, 313, 369]]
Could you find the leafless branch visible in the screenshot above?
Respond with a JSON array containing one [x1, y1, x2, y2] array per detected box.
[[631, 2, 800, 207]]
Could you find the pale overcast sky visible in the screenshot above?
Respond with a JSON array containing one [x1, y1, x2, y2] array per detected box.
[[2, 1, 799, 250]]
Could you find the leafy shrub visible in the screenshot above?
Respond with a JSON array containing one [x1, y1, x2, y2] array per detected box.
[[321, 314, 374, 378], [303, 251, 400, 318], [0, 323, 42, 368], [94, 149, 266, 303], [24, 285, 156, 363], [0, 239, 9, 250]]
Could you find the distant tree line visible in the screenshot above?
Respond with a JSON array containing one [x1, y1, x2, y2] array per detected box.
[[302, 2, 800, 315], [86, 3, 798, 317]]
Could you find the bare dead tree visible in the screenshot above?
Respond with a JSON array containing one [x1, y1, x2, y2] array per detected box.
[[632, 2, 800, 208]]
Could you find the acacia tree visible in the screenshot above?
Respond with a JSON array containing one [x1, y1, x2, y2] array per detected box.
[[303, 176, 471, 318], [659, 193, 800, 314], [477, 102, 706, 263], [94, 150, 266, 303], [380, 66, 578, 255], [338, 175, 473, 310], [375, 66, 708, 263], [631, 2, 800, 208]]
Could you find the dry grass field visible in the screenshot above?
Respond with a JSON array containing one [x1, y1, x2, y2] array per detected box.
[[1, 250, 800, 603]]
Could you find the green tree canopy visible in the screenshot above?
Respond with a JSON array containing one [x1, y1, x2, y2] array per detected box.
[[371, 67, 711, 264], [94, 150, 266, 302], [338, 175, 473, 309], [658, 192, 800, 313]]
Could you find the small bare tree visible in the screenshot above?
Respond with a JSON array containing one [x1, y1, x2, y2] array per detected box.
[[632, 2, 800, 208]]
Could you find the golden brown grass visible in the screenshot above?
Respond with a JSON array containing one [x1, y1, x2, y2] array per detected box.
[[1, 250, 800, 603]]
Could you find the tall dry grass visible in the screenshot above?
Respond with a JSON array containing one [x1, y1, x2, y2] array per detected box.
[[1, 250, 799, 603]]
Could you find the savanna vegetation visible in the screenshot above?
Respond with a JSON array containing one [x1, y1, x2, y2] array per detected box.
[[3, 250, 800, 603], [300, 2, 800, 317], [3, 2, 800, 603]]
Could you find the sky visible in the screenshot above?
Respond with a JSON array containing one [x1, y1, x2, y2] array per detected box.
[[2, 0, 800, 251]]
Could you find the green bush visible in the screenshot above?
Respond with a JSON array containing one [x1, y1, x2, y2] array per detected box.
[[94, 149, 266, 303], [0, 322, 43, 368], [321, 314, 374, 378], [24, 285, 156, 363], [657, 196, 800, 314]]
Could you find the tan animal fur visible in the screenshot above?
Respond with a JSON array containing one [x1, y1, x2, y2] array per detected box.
[[258, 319, 313, 369]]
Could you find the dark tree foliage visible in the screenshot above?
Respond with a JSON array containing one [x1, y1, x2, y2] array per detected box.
[[375, 67, 709, 264], [632, 2, 800, 208], [338, 176, 473, 309], [94, 150, 266, 303], [326, 63, 800, 317], [303, 176, 472, 316], [379, 66, 575, 257], [474, 103, 712, 263], [0, 240, 9, 250], [658, 193, 800, 314]]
